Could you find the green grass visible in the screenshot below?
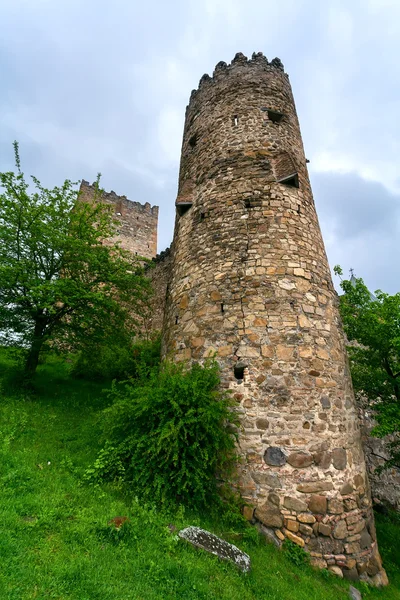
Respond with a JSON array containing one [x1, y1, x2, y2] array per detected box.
[[1, 348, 400, 600]]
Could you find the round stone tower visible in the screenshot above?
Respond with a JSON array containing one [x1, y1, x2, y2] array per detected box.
[[162, 52, 387, 584]]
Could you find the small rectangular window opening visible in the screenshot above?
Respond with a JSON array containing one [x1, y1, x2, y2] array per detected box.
[[278, 173, 299, 188], [268, 109, 284, 123], [234, 363, 246, 381], [220, 303, 224, 313], [233, 115, 239, 126], [176, 202, 193, 216], [175, 315, 179, 325], [200, 212, 206, 221], [189, 133, 198, 148]]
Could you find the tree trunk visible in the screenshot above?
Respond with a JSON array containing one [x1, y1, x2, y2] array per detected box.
[[25, 318, 46, 377]]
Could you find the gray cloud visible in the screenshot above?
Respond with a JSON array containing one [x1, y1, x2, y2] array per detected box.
[[1, 0, 399, 291]]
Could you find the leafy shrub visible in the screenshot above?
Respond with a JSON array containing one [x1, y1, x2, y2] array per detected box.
[[72, 334, 161, 381], [282, 539, 310, 567], [85, 359, 239, 508]]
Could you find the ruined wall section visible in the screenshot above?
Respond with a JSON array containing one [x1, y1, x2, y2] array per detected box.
[[146, 248, 172, 332], [79, 180, 158, 259], [359, 406, 400, 511], [162, 53, 387, 585]]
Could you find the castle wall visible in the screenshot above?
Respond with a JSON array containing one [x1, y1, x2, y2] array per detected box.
[[79, 180, 158, 259], [359, 405, 400, 511], [161, 52, 387, 585], [146, 248, 172, 333]]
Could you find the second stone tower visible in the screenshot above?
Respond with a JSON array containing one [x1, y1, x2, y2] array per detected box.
[[162, 52, 387, 584]]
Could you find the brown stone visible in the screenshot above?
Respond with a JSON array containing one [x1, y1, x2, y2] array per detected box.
[[345, 542, 361, 554], [242, 505, 254, 521], [283, 496, 308, 512], [308, 495, 327, 514], [311, 557, 328, 569], [332, 448, 347, 470], [319, 523, 332, 536], [328, 565, 343, 578], [284, 530, 305, 547], [297, 513, 316, 524], [287, 452, 314, 468], [299, 523, 313, 536], [328, 499, 344, 514], [297, 482, 333, 493], [313, 451, 331, 469], [179, 294, 189, 309], [333, 520, 348, 539], [255, 503, 283, 528], [340, 482, 354, 495], [256, 418, 269, 429], [349, 520, 366, 535], [285, 519, 300, 532], [353, 474, 364, 488], [210, 290, 222, 301]]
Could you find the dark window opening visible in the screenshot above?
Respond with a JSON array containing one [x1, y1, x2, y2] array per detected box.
[[175, 315, 179, 325], [200, 212, 206, 221], [267, 109, 284, 123], [244, 197, 262, 209], [176, 202, 193, 216], [290, 301, 295, 310], [297, 205, 301, 214], [278, 173, 299, 188], [220, 303, 224, 313], [189, 133, 198, 148], [234, 362, 247, 381], [233, 115, 239, 126]]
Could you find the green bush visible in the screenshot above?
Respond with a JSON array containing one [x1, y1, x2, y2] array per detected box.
[[85, 359, 239, 508], [72, 334, 161, 381]]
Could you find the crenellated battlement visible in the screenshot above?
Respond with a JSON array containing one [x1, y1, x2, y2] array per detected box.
[[79, 180, 158, 259], [189, 52, 286, 104]]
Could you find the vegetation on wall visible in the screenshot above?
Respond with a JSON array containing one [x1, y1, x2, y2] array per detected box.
[[0, 142, 151, 377], [335, 266, 400, 468]]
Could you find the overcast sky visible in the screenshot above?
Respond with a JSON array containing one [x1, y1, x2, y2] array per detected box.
[[1, 0, 399, 293]]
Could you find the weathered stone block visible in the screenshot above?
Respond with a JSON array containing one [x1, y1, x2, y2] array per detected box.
[[319, 523, 332, 536], [333, 520, 348, 539], [283, 496, 308, 512], [297, 482, 333, 493], [332, 448, 347, 470], [284, 529, 305, 547], [297, 513, 316, 524], [178, 526, 250, 572], [255, 503, 283, 528], [328, 498, 344, 514], [308, 495, 327, 514], [287, 452, 314, 468], [264, 446, 286, 466]]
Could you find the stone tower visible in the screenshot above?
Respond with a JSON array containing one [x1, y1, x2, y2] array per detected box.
[[162, 52, 387, 584]]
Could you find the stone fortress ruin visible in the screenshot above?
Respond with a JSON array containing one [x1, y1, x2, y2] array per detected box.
[[82, 52, 390, 584]]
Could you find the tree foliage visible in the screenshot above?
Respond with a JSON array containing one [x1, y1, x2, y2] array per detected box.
[[0, 142, 151, 376], [334, 266, 400, 467]]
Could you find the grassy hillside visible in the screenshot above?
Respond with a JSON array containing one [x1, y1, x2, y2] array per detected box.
[[1, 348, 400, 600]]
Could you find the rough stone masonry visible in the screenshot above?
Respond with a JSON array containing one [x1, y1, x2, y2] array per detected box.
[[160, 52, 388, 585]]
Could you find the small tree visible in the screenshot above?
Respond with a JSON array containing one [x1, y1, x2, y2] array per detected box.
[[334, 266, 400, 467], [0, 142, 151, 376]]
